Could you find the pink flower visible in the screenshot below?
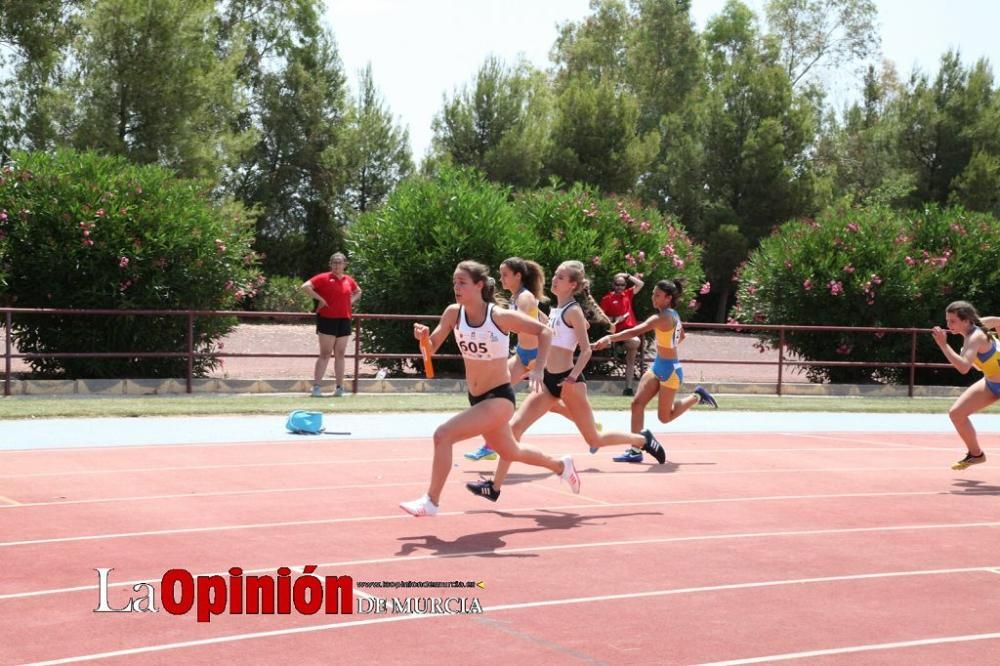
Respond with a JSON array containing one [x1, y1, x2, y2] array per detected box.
[[904, 256, 916, 266], [687, 299, 699, 310], [870, 274, 882, 285], [672, 256, 685, 269], [639, 221, 651, 232], [119, 256, 129, 268], [625, 253, 637, 266], [803, 279, 813, 291], [699, 282, 711, 295], [828, 280, 843, 296], [637, 250, 646, 261], [591, 256, 601, 266], [836, 343, 852, 355], [96, 208, 106, 218], [784, 260, 792, 269], [746, 285, 758, 295], [846, 222, 859, 233], [843, 264, 855, 274], [0, 211, 7, 221]]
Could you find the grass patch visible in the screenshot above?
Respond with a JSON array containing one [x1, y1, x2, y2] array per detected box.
[[0, 392, 959, 420]]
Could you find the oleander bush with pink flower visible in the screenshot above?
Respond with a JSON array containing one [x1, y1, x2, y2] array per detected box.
[[0, 150, 262, 378], [349, 168, 703, 374], [731, 203, 1000, 383], [512, 183, 704, 322]]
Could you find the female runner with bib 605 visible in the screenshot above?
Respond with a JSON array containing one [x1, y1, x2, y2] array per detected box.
[[400, 261, 580, 517], [466, 261, 665, 503]]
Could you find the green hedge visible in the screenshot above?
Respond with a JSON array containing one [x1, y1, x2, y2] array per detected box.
[[349, 167, 704, 374], [0, 150, 261, 378], [731, 204, 1000, 383]]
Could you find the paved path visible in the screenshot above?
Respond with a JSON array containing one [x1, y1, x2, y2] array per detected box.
[[2, 410, 996, 451]]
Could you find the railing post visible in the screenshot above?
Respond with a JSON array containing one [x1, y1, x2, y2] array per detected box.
[[4, 311, 11, 397], [777, 328, 785, 397], [186, 312, 194, 394], [352, 317, 361, 395], [909, 331, 917, 398]]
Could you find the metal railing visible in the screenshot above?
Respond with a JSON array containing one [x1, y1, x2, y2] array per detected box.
[[1, 307, 952, 397]]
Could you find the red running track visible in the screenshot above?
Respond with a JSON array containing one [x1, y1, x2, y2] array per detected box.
[[1, 430, 999, 665]]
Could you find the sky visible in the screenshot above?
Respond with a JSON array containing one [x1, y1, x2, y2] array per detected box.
[[325, 0, 1000, 161]]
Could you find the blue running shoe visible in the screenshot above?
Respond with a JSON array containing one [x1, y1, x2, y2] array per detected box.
[[589, 422, 603, 453], [464, 445, 497, 461], [613, 448, 644, 463], [694, 386, 718, 408]]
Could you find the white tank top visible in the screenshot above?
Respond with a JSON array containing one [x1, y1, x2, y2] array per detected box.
[[454, 304, 510, 361], [548, 301, 581, 351]]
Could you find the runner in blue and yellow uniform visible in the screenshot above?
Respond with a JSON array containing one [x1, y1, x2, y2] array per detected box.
[[593, 279, 718, 463], [932, 300, 1000, 470]]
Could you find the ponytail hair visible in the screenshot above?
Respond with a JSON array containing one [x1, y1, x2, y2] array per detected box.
[[456, 260, 498, 304], [580, 283, 612, 327], [656, 278, 684, 309], [559, 260, 611, 327], [946, 300, 998, 340], [501, 257, 549, 304]]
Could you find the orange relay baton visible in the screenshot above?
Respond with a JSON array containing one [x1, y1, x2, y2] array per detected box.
[[420, 337, 435, 379]]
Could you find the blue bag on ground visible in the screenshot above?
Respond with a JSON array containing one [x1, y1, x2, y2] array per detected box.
[[286, 410, 324, 434]]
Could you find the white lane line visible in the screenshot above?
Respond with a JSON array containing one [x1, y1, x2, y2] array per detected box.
[[0, 482, 429, 509], [0, 490, 949, 547], [0, 457, 433, 479], [694, 631, 1000, 665], [790, 433, 942, 449], [1, 436, 435, 454], [0, 460, 953, 481], [15, 567, 1000, 665], [3, 515, 998, 601]]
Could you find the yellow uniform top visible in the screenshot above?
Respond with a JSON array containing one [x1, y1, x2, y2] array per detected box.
[[511, 288, 539, 320], [654, 308, 682, 349], [972, 338, 1000, 377]]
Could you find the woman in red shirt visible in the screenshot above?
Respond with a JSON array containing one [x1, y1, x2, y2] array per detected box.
[[599, 273, 644, 395], [301, 252, 362, 397]]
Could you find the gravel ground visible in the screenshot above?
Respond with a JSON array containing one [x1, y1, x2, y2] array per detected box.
[[205, 323, 811, 384], [3, 323, 811, 383]]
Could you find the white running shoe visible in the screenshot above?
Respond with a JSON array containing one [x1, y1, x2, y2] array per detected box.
[[399, 495, 438, 517], [560, 455, 581, 494], [310, 385, 323, 398]]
